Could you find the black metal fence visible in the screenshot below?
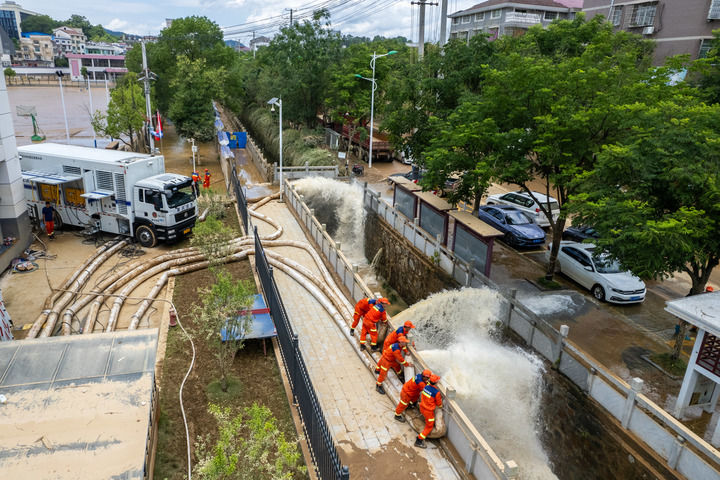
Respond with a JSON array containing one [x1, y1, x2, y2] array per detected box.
[[231, 165, 249, 234], [254, 226, 350, 480]]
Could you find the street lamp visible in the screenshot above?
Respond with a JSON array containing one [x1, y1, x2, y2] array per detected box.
[[355, 50, 397, 170], [267, 97, 283, 201], [55, 70, 70, 144]]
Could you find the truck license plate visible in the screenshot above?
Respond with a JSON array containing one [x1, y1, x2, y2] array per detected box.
[[183, 228, 191, 235]]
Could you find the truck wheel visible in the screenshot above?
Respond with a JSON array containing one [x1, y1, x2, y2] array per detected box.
[[135, 225, 157, 248], [54, 213, 64, 230]]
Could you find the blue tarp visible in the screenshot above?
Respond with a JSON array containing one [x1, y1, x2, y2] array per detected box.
[[220, 293, 276, 341], [228, 132, 247, 149]]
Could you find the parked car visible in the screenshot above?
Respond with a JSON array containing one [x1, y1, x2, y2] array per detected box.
[[547, 241, 646, 304], [485, 191, 560, 228], [562, 225, 600, 243], [476, 205, 546, 248], [388, 166, 424, 183]]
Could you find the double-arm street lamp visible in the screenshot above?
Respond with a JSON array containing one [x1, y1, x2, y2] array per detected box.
[[267, 97, 283, 201], [354, 50, 397, 169]]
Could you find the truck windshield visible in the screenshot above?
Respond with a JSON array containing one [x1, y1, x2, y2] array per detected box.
[[165, 188, 194, 208]]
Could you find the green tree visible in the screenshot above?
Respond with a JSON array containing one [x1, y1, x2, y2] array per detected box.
[[168, 56, 226, 141], [570, 99, 720, 357], [20, 14, 59, 34], [190, 215, 236, 270], [54, 57, 68, 68], [193, 270, 254, 392], [91, 72, 146, 151], [258, 10, 341, 125], [4, 67, 15, 84], [80, 66, 88, 79], [194, 403, 306, 479], [693, 29, 720, 104]]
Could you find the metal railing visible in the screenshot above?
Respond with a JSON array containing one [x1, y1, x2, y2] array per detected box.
[[231, 165, 249, 234], [254, 226, 350, 480]]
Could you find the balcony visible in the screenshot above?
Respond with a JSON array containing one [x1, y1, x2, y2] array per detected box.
[[504, 12, 542, 28]]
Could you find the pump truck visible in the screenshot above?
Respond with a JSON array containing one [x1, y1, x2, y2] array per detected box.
[[18, 143, 197, 247]]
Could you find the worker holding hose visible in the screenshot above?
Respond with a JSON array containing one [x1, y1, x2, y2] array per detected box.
[[353, 297, 389, 351], [415, 375, 442, 449], [394, 369, 431, 422], [383, 320, 415, 352], [375, 335, 411, 395]]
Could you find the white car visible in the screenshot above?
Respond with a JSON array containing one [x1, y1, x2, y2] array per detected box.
[[548, 241, 646, 304], [486, 191, 560, 227]]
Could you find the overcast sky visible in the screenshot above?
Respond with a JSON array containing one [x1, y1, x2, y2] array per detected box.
[[19, 0, 483, 45]]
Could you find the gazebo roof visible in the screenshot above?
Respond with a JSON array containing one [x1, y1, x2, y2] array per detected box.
[[665, 292, 720, 337]]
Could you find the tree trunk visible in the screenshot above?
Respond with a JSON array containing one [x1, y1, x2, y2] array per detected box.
[[672, 321, 689, 360], [545, 217, 567, 281], [221, 373, 228, 392]]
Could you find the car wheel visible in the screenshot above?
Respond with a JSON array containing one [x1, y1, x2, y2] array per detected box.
[[135, 224, 157, 248], [592, 285, 605, 302]]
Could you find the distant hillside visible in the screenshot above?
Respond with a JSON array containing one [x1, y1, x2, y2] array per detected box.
[[104, 28, 126, 38], [225, 39, 246, 48]]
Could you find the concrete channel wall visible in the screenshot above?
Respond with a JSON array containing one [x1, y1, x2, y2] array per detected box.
[[361, 183, 720, 480], [284, 180, 514, 480]]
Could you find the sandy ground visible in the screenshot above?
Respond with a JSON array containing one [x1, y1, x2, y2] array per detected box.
[[2, 85, 226, 336]]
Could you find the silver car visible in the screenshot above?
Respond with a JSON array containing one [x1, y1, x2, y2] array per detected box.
[[486, 191, 560, 227]]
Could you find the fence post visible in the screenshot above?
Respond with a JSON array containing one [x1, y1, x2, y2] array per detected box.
[[667, 436, 686, 469], [504, 289, 517, 331], [305, 161, 309, 176], [552, 324, 569, 368], [340, 466, 350, 480], [291, 332, 299, 400], [621, 377, 643, 428]]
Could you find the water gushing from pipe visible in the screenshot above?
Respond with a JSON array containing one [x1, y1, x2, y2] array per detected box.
[[396, 288, 558, 480]]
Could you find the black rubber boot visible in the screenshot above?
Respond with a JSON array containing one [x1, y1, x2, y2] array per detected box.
[[398, 372, 405, 383], [414, 437, 426, 449], [374, 367, 380, 374], [376, 384, 386, 395], [394, 414, 405, 423], [349, 328, 355, 336], [371, 345, 379, 352]]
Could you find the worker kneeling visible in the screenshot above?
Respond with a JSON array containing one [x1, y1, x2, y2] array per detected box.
[[394, 369, 431, 423], [375, 335, 411, 395], [415, 374, 442, 449]]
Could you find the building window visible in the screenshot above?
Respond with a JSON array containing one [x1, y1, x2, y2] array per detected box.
[[632, 3, 657, 27], [462, 15, 471, 24], [544, 11, 558, 21], [610, 6, 623, 26], [452, 17, 459, 25], [699, 39, 714, 59], [475, 12, 485, 21], [709, 0, 720, 20], [490, 9, 501, 19]]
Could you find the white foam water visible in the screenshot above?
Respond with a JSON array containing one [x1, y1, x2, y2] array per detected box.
[[520, 294, 580, 316], [396, 288, 558, 480], [293, 177, 367, 263]]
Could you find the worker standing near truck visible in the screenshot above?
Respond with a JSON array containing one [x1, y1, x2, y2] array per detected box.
[[415, 375, 443, 449], [191, 170, 200, 197], [42, 201, 55, 239], [203, 168, 211, 189]]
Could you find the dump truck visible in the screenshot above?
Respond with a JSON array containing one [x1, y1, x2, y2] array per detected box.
[[18, 143, 197, 247]]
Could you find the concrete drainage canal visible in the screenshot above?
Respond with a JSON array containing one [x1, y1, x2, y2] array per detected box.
[[294, 177, 666, 480]]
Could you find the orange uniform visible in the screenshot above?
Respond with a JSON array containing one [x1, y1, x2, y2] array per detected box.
[[383, 320, 415, 351], [376, 342, 409, 386], [418, 381, 443, 441], [351, 297, 376, 329], [395, 373, 427, 415], [362, 303, 387, 349], [203, 169, 211, 189]]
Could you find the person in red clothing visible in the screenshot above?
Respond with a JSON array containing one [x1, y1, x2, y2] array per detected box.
[[363, 299, 389, 351], [375, 335, 412, 395], [350, 297, 387, 335], [415, 375, 443, 449], [394, 369, 431, 422], [191, 171, 200, 197], [383, 320, 416, 352], [42, 201, 56, 239], [203, 168, 211, 189]]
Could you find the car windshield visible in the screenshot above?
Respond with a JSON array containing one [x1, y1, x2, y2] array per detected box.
[[505, 211, 533, 225], [166, 188, 194, 208], [592, 254, 625, 274]]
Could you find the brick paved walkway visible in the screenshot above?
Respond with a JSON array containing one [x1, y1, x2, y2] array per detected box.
[[253, 201, 459, 480]]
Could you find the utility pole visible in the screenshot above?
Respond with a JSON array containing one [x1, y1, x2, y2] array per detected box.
[[411, 0, 438, 60], [439, 0, 448, 46], [139, 41, 156, 154], [87, 76, 96, 148], [252, 31, 256, 58]]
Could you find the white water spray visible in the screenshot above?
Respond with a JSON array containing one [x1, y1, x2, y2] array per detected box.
[[396, 288, 558, 480], [520, 293, 581, 317], [293, 177, 366, 263]]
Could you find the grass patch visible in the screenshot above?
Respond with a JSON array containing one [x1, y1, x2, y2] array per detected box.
[[537, 277, 563, 290], [650, 352, 687, 377], [206, 375, 243, 402]]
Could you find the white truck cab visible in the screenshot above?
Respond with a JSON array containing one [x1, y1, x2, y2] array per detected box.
[[18, 143, 197, 247]]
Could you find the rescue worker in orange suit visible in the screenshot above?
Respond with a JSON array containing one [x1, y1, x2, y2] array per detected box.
[[203, 168, 211, 189], [375, 335, 412, 395], [394, 369, 431, 422], [350, 297, 377, 334], [353, 297, 389, 351], [383, 320, 416, 352], [191, 170, 200, 197], [415, 374, 443, 449]]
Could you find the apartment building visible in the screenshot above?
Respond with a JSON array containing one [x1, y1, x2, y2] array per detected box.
[[18, 31, 53, 66], [0, 1, 37, 39], [53, 26, 86, 56], [583, 1, 720, 63], [448, 0, 582, 42]]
